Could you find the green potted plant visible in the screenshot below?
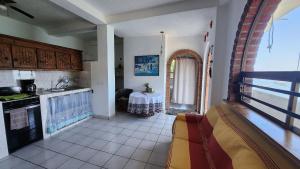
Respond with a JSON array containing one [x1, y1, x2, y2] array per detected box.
[[145, 83, 153, 93]]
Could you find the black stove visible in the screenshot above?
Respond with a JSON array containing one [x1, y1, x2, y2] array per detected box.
[[0, 87, 43, 153], [0, 87, 38, 102]]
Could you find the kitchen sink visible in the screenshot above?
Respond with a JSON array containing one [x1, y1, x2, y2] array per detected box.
[[46, 87, 83, 93], [47, 88, 65, 92]]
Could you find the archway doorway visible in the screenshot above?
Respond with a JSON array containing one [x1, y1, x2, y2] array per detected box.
[[166, 49, 203, 114]]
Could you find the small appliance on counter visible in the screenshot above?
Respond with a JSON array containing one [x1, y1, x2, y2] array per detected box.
[[0, 86, 43, 153], [19, 79, 37, 94]]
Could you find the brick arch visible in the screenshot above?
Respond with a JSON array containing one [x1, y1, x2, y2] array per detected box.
[[228, 0, 281, 101], [166, 49, 203, 112]]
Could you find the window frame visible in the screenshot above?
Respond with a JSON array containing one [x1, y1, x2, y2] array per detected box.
[[239, 71, 300, 135]]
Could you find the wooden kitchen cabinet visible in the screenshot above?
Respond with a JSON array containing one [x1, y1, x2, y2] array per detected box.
[[71, 52, 83, 70], [0, 36, 14, 44], [12, 45, 37, 69], [0, 44, 13, 69], [37, 49, 56, 69], [56, 52, 71, 70], [0, 34, 83, 71]]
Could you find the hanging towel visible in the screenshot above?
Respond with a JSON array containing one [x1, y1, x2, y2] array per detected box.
[[10, 108, 29, 130]]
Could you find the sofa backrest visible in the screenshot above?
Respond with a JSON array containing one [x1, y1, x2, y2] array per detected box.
[[201, 106, 219, 136], [205, 104, 299, 169], [207, 116, 267, 169]]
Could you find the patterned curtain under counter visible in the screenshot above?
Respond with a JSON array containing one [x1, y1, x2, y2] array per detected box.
[[47, 91, 93, 134]]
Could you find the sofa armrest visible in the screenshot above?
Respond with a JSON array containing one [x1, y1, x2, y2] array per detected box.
[[172, 113, 204, 135], [175, 113, 203, 122]]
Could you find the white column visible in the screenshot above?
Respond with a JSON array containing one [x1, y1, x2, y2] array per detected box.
[[0, 103, 9, 159], [91, 24, 115, 119]]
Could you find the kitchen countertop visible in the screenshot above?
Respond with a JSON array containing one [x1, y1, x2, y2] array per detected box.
[[37, 87, 92, 98], [39, 87, 93, 139]]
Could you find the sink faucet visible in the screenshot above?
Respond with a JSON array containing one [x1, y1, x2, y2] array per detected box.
[[55, 76, 70, 89]]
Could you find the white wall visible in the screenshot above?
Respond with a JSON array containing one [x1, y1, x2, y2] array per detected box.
[[124, 35, 206, 109], [83, 41, 97, 61], [124, 36, 166, 97], [210, 0, 247, 105], [166, 35, 205, 60], [91, 25, 115, 118], [0, 15, 84, 50]]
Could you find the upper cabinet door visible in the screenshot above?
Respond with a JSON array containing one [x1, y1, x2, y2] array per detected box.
[[0, 44, 13, 69], [56, 52, 71, 70], [37, 49, 56, 69], [71, 52, 83, 70], [12, 45, 37, 69]]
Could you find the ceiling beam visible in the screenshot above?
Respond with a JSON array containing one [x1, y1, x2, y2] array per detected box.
[[107, 0, 218, 24], [47, 20, 96, 36], [49, 0, 107, 24], [50, 0, 218, 25], [48, 24, 97, 36]]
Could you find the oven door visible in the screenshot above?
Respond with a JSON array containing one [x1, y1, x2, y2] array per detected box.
[[4, 104, 43, 153]]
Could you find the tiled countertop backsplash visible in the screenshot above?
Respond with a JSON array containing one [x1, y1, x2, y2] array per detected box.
[[0, 70, 79, 89]]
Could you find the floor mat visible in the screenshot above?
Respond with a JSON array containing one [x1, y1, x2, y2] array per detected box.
[[166, 109, 193, 115]]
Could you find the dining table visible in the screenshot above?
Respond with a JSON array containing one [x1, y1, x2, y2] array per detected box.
[[127, 92, 163, 116]]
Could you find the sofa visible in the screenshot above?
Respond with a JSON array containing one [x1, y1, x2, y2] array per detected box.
[[166, 103, 299, 169], [115, 88, 133, 112]]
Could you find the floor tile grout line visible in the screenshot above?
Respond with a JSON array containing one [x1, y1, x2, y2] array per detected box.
[[9, 113, 174, 169], [10, 154, 47, 169], [62, 124, 169, 167], [35, 129, 166, 168], [33, 142, 110, 168], [84, 114, 172, 167]]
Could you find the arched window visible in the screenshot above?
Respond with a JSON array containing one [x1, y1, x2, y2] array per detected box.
[[249, 5, 300, 130], [229, 0, 300, 134], [255, 7, 300, 71]]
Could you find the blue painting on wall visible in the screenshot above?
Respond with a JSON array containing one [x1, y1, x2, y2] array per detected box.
[[135, 55, 159, 76]]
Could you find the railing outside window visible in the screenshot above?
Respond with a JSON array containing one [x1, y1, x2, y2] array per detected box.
[[239, 71, 300, 135]]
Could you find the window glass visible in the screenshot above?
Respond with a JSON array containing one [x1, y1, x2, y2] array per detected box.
[[170, 60, 175, 100], [242, 79, 290, 122], [247, 3, 300, 126], [254, 6, 300, 71], [294, 85, 300, 128], [247, 99, 287, 122]]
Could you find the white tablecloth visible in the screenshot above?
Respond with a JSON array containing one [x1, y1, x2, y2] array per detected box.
[[128, 92, 163, 116]]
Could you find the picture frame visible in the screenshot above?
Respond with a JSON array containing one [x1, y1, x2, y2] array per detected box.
[[134, 55, 159, 76]]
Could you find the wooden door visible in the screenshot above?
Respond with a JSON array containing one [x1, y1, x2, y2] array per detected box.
[[0, 44, 13, 68], [71, 52, 82, 70], [204, 49, 213, 113], [56, 52, 71, 70], [37, 49, 56, 69], [12, 45, 37, 69]]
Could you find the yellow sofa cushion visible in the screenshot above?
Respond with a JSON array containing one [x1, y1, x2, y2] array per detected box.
[[167, 103, 297, 169], [167, 138, 210, 169]]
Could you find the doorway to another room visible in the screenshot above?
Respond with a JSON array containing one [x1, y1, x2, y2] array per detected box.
[[166, 49, 203, 115], [115, 36, 124, 90]]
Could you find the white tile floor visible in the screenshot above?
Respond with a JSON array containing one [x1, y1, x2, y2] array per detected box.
[[0, 112, 176, 169]]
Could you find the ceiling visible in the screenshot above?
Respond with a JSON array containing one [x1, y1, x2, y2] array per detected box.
[[265, 0, 300, 31], [79, 0, 184, 16], [0, 0, 94, 30], [0, 0, 218, 40], [113, 8, 216, 37]]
